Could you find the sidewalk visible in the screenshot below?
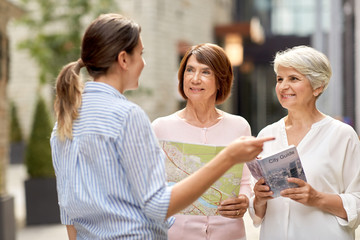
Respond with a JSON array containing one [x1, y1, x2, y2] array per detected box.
[[7, 164, 67, 240], [17, 224, 67, 240], [7, 164, 359, 240]]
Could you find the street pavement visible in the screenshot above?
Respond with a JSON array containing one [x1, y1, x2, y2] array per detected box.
[[7, 164, 67, 240], [7, 164, 359, 240]]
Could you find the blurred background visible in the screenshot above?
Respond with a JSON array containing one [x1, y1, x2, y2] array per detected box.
[[1, 0, 359, 239]]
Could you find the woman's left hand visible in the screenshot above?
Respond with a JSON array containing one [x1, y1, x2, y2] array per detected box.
[[218, 194, 249, 218], [281, 178, 348, 219], [280, 178, 321, 207]]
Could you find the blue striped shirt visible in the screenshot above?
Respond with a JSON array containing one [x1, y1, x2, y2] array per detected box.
[[50, 82, 174, 239]]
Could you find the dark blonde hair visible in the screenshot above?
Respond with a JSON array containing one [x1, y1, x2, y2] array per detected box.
[[178, 43, 233, 105], [54, 13, 141, 140]]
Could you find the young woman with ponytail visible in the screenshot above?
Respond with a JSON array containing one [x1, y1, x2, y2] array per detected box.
[[50, 13, 273, 240]]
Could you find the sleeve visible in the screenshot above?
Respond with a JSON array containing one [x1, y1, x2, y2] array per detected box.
[[247, 124, 274, 227], [239, 118, 252, 198], [239, 163, 252, 199], [118, 106, 172, 222], [60, 208, 74, 225], [336, 130, 360, 229], [248, 195, 264, 227], [51, 128, 74, 226], [151, 116, 174, 140], [151, 118, 161, 136]]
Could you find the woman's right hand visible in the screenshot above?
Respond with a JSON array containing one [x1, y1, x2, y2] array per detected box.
[[225, 136, 275, 164], [253, 178, 273, 218]]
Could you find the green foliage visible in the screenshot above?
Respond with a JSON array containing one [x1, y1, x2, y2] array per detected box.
[[17, 0, 118, 85], [10, 102, 23, 143], [25, 97, 54, 178]]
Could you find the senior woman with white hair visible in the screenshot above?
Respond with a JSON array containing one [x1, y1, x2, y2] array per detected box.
[[250, 45, 360, 240]]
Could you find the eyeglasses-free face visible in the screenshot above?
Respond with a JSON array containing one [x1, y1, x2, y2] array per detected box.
[[183, 55, 217, 105]]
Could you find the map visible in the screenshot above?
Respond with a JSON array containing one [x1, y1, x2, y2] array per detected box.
[[159, 140, 244, 216]]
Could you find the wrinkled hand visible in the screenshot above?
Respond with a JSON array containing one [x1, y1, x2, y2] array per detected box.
[[253, 178, 273, 206], [226, 136, 275, 164], [218, 194, 249, 218], [280, 178, 321, 207], [252, 178, 273, 219]]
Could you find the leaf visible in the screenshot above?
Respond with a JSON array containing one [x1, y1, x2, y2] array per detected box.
[[17, 0, 118, 86]]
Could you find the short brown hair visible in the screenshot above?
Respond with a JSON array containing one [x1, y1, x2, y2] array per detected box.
[[178, 43, 233, 105]]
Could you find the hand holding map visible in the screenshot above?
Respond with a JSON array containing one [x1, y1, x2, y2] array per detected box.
[[160, 136, 274, 216], [160, 140, 243, 215], [166, 136, 274, 217]]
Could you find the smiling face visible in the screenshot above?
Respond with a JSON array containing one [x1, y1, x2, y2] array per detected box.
[[275, 65, 320, 111], [183, 55, 218, 105]]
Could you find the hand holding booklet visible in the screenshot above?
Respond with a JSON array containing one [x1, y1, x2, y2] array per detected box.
[[246, 145, 307, 197]]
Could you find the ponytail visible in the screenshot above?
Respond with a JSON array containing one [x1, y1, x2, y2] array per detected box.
[[54, 58, 84, 140]]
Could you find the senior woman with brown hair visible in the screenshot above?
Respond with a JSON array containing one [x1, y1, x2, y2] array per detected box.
[[152, 43, 252, 240]]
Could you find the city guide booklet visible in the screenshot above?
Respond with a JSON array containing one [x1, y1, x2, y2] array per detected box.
[[158, 140, 243, 216], [246, 145, 307, 197]]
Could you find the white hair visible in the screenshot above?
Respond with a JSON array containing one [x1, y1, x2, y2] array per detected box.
[[273, 45, 332, 93]]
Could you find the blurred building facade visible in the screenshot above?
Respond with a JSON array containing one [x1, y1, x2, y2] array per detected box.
[[355, 0, 360, 134], [118, 0, 234, 120], [7, 0, 233, 139], [6, 0, 360, 140], [1, 1, 23, 239], [0, 0, 23, 194], [226, 0, 359, 134]]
